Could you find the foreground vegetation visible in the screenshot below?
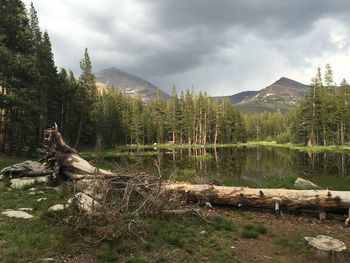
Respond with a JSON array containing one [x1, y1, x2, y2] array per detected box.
[[0, 181, 349, 262]]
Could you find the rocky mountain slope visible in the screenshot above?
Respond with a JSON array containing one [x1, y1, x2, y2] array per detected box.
[[220, 77, 309, 113], [95, 67, 169, 102]]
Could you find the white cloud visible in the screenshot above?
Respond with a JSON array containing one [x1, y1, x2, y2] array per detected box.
[[23, 0, 350, 95]]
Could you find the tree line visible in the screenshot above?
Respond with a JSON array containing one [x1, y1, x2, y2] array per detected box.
[[94, 88, 247, 147], [291, 64, 350, 146], [0, 0, 247, 154], [0, 0, 96, 154]]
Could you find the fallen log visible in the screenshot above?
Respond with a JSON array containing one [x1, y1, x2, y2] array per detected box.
[[165, 183, 350, 214]]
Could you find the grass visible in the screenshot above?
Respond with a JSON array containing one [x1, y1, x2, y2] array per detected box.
[[241, 223, 268, 239], [80, 140, 350, 159], [248, 141, 350, 153], [99, 243, 119, 262], [0, 186, 76, 262]]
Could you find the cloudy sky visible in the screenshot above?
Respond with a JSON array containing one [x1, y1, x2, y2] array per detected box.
[[23, 0, 350, 96]]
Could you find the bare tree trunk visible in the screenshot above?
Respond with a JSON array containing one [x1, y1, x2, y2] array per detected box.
[[75, 119, 83, 150]]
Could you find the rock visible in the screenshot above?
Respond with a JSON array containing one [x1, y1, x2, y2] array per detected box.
[[293, 177, 320, 189], [67, 192, 101, 213], [42, 258, 55, 262], [10, 176, 47, 189], [28, 188, 36, 191], [1, 210, 33, 219], [305, 235, 347, 262], [0, 174, 3, 180], [37, 198, 47, 202], [18, 208, 33, 212], [48, 204, 65, 212]]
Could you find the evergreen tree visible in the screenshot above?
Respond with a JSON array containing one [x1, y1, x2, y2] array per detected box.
[[75, 48, 97, 149]]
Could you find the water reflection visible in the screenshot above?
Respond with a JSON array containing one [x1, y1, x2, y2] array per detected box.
[[106, 146, 350, 190]]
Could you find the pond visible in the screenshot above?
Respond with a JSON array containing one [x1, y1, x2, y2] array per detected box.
[[94, 146, 350, 190]]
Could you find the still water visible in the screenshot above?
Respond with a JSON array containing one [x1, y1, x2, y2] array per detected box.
[[100, 146, 350, 190]]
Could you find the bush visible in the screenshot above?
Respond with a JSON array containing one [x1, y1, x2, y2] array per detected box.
[[241, 229, 259, 239], [241, 223, 267, 238], [276, 131, 291, 144]]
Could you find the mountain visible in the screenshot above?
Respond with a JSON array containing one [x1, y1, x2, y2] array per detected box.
[[220, 77, 309, 113], [95, 67, 170, 102]]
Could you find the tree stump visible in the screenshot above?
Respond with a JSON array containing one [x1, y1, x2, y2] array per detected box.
[[304, 235, 347, 262]]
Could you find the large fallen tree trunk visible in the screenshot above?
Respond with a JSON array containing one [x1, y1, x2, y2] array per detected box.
[[1, 124, 350, 220], [165, 183, 350, 213]]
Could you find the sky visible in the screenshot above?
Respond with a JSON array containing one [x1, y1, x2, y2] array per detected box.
[[23, 0, 350, 96]]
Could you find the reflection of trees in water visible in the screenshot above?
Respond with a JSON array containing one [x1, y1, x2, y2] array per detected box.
[[106, 147, 350, 186], [296, 152, 350, 177], [213, 147, 248, 182], [296, 153, 350, 177]]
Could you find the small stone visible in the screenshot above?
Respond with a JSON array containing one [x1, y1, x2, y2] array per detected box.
[[37, 198, 47, 202], [67, 192, 100, 213], [48, 204, 65, 212], [29, 188, 36, 191], [1, 210, 33, 219], [10, 176, 47, 189], [42, 258, 55, 262], [18, 208, 33, 212], [200, 230, 206, 235]]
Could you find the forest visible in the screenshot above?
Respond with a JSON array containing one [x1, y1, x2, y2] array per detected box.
[[1, 0, 350, 156]]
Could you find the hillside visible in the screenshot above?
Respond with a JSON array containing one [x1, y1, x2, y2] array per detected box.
[[95, 67, 170, 102], [220, 77, 309, 113]]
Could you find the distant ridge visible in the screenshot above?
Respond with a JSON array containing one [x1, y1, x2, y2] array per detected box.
[[95, 67, 170, 102], [217, 77, 309, 113]]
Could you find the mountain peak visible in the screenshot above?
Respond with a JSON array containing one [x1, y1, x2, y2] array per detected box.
[[219, 77, 309, 113], [272, 77, 306, 88], [95, 67, 170, 102]]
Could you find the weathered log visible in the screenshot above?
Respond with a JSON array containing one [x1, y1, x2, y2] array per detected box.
[[1, 161, 54, 178], [165, 183, 350, 213]]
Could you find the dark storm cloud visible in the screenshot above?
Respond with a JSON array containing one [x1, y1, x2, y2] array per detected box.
[[25, 0, 350, 95]]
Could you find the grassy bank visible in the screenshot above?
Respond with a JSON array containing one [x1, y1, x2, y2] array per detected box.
[[82, 141, 350, 154], [248, 141, 350, 153]]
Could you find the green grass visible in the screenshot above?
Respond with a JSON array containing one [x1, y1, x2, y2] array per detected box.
[[0, 185, 76, 262], [80, 140, 350, 157], [248, 141, 350, 153], [99, 243, 119, 262], [0, 153, 30, 171], [241, 223, 268, 239]]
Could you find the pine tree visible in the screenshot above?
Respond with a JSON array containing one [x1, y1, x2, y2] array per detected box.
[[0, 0, 39, 153], [75, 48, 97, 149]]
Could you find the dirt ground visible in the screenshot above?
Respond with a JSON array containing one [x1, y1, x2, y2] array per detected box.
[[59, 208, 350, 263]]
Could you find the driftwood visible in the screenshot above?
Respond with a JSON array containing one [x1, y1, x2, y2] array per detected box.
[[1, 124, 350, 223]]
